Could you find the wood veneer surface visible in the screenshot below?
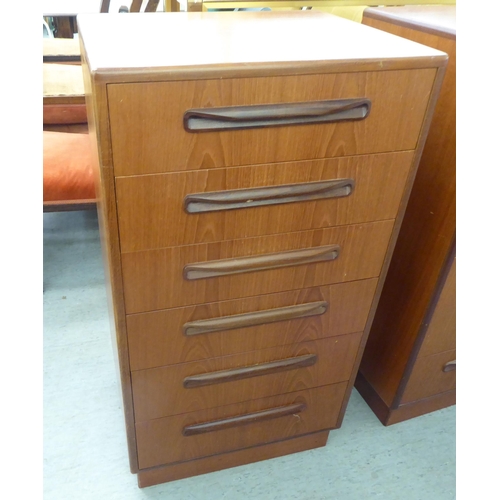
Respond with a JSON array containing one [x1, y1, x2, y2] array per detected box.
[[132, 333, 362, 421], [136, 383, 347, 469], [115, 152, 413, 252], [137, 431, 329, 487], [359, 12, 456, 408], [401, 350, 456, 404], [127, 279, 378, 370], [121, 220, 394, 313], [363, 5, 456, 38], [108, 71, 434, 176], [419, 258, 456, 357], [77, 10, 449, 477]]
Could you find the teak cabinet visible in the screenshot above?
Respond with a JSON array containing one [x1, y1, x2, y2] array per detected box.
[[78, 11, 447, 487], [356, 6, 456, 425]]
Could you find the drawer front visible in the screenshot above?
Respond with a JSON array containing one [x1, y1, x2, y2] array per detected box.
[[108, 69, 435, 176], [116, 151, 413, 252], [136, 382, 347, 469], [121, 220, 393, 314], [401, 350, 456, 404], [132, 333, 362, 421], [127, 279, 378, 370]]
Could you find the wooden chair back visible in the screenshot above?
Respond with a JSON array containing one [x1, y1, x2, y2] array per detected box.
[[100, 1, 161, 12]]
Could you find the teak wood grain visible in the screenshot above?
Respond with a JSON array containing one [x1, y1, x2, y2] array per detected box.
[[363, 5, 456, 39], [131, 333, 362, 421], [107, 70, 434, 176], [135, 383, 347, 469], [121, 220, 394, 314], [138, 430, 329, 487], [115, 151, 413, 252], [355, 371, 455, 426], [357, 7, 456, 417], [419, 258, 456, 357], [126, 279, 378, 370], [80, 45, 141, 472], [78, 10, 448, 482], [400, 350, 456, 404]]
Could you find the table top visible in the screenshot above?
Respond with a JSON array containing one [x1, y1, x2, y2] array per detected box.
[[43, 38, 81, 62], [78, 11, 447, 80], [43, 64, 85, 104], [363, 6, 456, 39]]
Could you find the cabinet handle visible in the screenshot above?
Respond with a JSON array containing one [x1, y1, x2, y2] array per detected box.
[[183, 353, 317, 388], [183, 301, 328, 336], [183, 402, 306, 436], [184, 179, 354, 214], [183, 98, 371, 132], [184, 245, 340, 280], [443, 360, 456, 372]]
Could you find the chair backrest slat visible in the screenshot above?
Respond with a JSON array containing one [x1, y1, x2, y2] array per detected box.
[[100, 0, 111, 13], [145, 0, 160, 12], [130, 0, 143, 12]]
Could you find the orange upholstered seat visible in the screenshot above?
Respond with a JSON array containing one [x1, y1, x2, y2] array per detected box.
[[43, 131, 96, 208]]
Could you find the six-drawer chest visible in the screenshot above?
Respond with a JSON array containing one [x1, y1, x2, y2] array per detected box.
[[78, 11, 447, 487]]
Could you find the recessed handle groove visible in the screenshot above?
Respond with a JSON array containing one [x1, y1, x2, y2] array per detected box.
[[184, 179, 354, 214], [443, 360, 456, 372], [183, 301, 328, 336], [183, 353, 317, 389], [184, 98, 371, 132], [183, 402, 306, 436], [183, 245, 340, 280]]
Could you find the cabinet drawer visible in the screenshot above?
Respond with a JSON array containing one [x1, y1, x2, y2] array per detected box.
[[132, 333, 361, 421], [107, 70, 435, 176], [401, 350, 456, 404], [136, 382, 347, 470], [116, 151, 413, 252], [121, 220, 393, 314], [127, 279, 377, 370]]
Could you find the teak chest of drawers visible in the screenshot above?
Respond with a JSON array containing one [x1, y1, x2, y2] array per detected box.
[[356, 5, 456, 425], [78, 11, 447, 487]]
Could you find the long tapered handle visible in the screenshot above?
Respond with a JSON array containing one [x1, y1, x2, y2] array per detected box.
[[183, 402, 306, 436], [443, 360, 456, 372], [184, 98, 371, 132], [183, 245, 340, 280], [183, 301, 328, 336], [183, 353, 317, 388], [184, 179, 354, 214]]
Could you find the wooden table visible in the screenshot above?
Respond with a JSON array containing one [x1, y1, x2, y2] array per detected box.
[[43, 38, 81, 62], [43, 64, 85, 105]]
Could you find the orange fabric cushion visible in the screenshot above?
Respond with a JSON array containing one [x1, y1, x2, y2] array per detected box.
[[43, 131, 96, 202], [43, 104, 88, 124]]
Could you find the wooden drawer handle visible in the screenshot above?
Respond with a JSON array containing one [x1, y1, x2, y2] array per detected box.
[[184, 179, 354, 214], [443, 360, 456, 372], [183, 301, 328, 336], [183, 402, 306, 436], [183, 353, 317, 388], [184, 245, 340, 280], [183, 98, 371, 132]]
